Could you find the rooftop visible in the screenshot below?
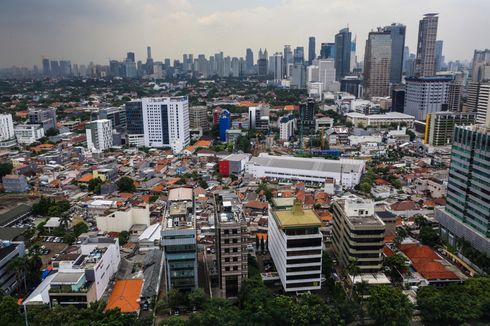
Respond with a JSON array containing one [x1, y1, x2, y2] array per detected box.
[[105, 279, 143, 313], [273, 200, 320, 229], [249, 154, 364, 173], [168, 187, 193, 201]]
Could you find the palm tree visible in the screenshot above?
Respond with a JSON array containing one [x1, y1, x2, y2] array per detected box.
[[354, 280, 370, 325], [59, 214, 71, 230], [346, 257, 360, 300], [8, 256, 28, 292]]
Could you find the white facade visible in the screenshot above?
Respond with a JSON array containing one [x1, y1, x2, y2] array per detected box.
[[307, 65, 319, 82], [14, 124, 44, 145], [269, 210, 323, 292], [142, 97, 190, 153], [0, 114, 15, 142], [345, 112, 415, 128], [318, 59, 339, 91], [404, 77, 451, 121], [86, 119, 113, 151], [246, 154, 365, 188], [315, 117, 334, 132], [279, 115, 296, 140], [476, 83, 490, 126], [96, 205, 150, 233], [272, 53, 283, 81]]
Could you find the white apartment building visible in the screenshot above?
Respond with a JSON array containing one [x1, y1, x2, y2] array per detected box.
[[279, 114, 296, 140], [96, 204, 150, 233], [86, 119, 113, 151], [318, 59, 339, 92], [0, 114, 16, 147], [14, 124, 44, 145], [269, 201, 323, 293], [476, 83, 490, 125], [142, 96, 190, 153], [246, 153, 365, 188], [404, 76, 452, 121], [345, 112, 415, 128]]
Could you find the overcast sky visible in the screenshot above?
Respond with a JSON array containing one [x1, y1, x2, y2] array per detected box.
[[1, 0, 488, 67]]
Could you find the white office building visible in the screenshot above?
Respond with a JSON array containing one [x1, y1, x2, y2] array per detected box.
[[279, 114, 297, 140], [142, 97, 190, 153], [271, 52, 284, 81], [318, 59, 339, 91], [96, 204, 150, 233], [86, 119, 113, 151], [0, 114, 16, 147], [345, 112, 415, 128], [269, 200, 323, 292], [476, 83, 490, 125], [404, 76, 452, 121], [14, 124, 44, 145], [246, 153, 365, 188]]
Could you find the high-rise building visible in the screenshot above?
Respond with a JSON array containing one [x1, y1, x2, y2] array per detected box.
[[435, 40, 444, 72], [447, 72, 463, 112], [189, 106, 209, 131], [279, 114, 296, 140], [350, 38, 357, 71], [246, 48, 254, 75], [50, 60, 60, 76], [257, 49, 268, 76], [126, 52, 135, 63], [97, 107, 127, 132], [28, 108, 57, 132], [415, 13, 439, 77], [318, 59, 337, 92], [404, 76, 452, 120], [471, 49, 490, 82], [214, 191, 248, 298], [435, 125, 490, 255], [476, 83, 490, 125], [424, 111, 476, 146], [283, 45, 293, 77], [391, 86, 405, 113], [142, 96, 190, 153], [299, 98, 316, 133], [320, 43, 336, 59], [0, 114, 15, 148], [363, 29, 392, 99], [86, 119, 113, 151], [307, 65, 319, 83], [219, 109, 231, 142], [161, 188, 198, 292], [269, 200, 323, 292], [383, 23, 406, 84], [293, 47, 305, 65], [271, 52, 283, 82], [308, 37, 316, 64], [332, 196, 385, 273], [335, 28, 352, 80], [291, 64, 306, 89], [125, 100, 144, 147], [341, 76, 363, 98], [42, 58, 50, 75]]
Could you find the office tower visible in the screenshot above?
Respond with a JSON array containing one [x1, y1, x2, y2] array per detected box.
[[97, 107, 127, 132], [405, 54, 417, 78], [320, 43, 336, 59], [308, 37, 316, 64], [435, 40, 444, 72], [86, 119, 113, 151], [248, 106, 261, 130], [332, 196, 385, 273], [291, 64, 306, 89], [318, 59, 337, 92], [293, 47, 305, 65], [126, 52, 135, 63], [189, 106, 209, 131], [466, 81, 482, 112], [402, 46, 410, 74], [424, 111, 476, 146], [42, 58, 50, 75], [246, 48, 254, 75], [341, 76, 363, 98], [59, 60, 72, 76], [383, 23, 406, 84], [146, 46, 153, 75], [196, 54, 208, 78], [363, 29, 392, 98], [271, 52, 283, 82], [471, 49, 490, 82], [125, 100, 144, 147], [335, 28, 352, 80], [142, 97, 190, 153], [391, 86, 405, 113], [435, 124, 490, 256], [28, 108, 57, 132], [447, 73, 463, 111], [257, 58, 268, 76], [350, 38, 357, 71], [299, 98, 316, 133], [214, 191, 248, 298], [161, 188, 198, 292], [50, 60, 60, 76], [224, 56, 231, 77], [283, 45, 293, 77], [0, 114, 15, 147], [125, 60, 137, 78], [404, 76, 452, 120], [230, 57, 240, 77], [279, 114, 296, 140], [415, 13, 439, 77], [269, 199, 323, 292], [307, 65, 319, 83], [476, 83, 490, 125], [219, 109, 231, 142]]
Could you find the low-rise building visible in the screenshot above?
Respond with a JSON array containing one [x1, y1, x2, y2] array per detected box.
[[345, 112, 415, 128], [14, 124, 45, 145], [0, 241, 25, 294], [2, 174, 30, 193], [269, 200, 323, 293], [218, 154, 251, 177], [96, 204, 150, 233], [314, 117, 334, 132]]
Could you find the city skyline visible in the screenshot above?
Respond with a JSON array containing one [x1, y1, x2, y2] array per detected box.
[[1, 0, 489, 68]]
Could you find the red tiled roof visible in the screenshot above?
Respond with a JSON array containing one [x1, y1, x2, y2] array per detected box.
[[244, 200, 268, 210], [400, 244, 459, 281], [106, 279, 143, 313], [391, 201, 418, 211]]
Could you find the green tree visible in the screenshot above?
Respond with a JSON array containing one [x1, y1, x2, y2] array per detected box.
[[118, 230, 130, 246], [73, 222, 89, 237], [0, 162, 13, 178], [384, 253, 408, 275], [0, 296, 23, 326], [260, 236, 265, 254], [45, 128, 59, 137], [188, 288, 206, 310], [8, 256, 28, 291], [367, 286, 413, 326], [117, 176, 136, 192], [167, 288, 188, 310], [236, 135, 251, 153], [420, 226, 441, 247], [160, 316, 187, 326], [189, 298, 240, 326], [88, 177, 103, 194]]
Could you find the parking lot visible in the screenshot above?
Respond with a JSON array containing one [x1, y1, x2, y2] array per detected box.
[[37, 239, 68, 267]]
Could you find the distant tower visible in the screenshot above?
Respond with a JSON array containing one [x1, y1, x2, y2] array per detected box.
[[363, 29, 392, 98], [415, 13, 439, 77], [308, 37, 316, 65], [383, 23, 406, 84], [335, 27, 352, 80], [147, 46, 152, 59]]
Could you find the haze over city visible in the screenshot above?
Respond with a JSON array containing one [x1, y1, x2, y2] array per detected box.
[[1, 0, 489, 67]]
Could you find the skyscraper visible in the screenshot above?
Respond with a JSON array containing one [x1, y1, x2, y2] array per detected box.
[[245, 48, 254, 75], [471, 49, 490, 82], [335, 28, 352, 80], [415, 13, 439, 77], [363, 29, 392, 99], [435, 124, 490, 255], [404, 76, 452, 120], [293, 47, 305, 65], [318, 59, 336, 92], [435, 40, 444, 72], [383, 23, 406, 84], [291, 64, 306, 89], [125, 100, 144, 147], [271, 52, 283, 82], [86, 119, 113, 151], [126, 52, 135, 63], [219, 109, 231, 142], [308, 37, 316, 64], [283, 45, 293, 77], [42, 58, 50, 75], [320, 43, 336, 59]]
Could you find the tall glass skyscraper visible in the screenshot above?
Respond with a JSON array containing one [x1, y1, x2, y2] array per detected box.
[[335, 28, 352, 81], [383, 23, 406, 84], [415, 13, 439, 77], [308, 37, 316, 65]]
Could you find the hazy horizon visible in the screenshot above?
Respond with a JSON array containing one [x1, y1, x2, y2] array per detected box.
[[1, 0, 489, 68]]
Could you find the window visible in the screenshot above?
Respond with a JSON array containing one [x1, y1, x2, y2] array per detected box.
[[225, 267, 230, 271], [225, 258, 230, 262]]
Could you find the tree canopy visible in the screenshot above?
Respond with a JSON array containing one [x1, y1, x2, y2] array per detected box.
[[117, 176, 136, 192], [367, 285, 413, 326]]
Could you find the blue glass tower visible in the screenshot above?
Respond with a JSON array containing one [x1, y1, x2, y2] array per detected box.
[[219, 109, 231, 142]]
